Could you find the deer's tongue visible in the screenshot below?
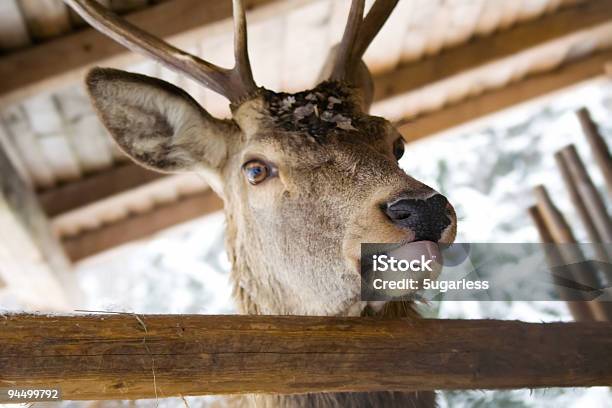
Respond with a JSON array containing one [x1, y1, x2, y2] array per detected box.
[[387, 240, 444, 286], [388, 240, 441, 264]]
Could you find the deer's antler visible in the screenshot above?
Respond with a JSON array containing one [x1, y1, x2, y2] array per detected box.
[[330, 0, 399, 84], [64, 0, 258, 104]]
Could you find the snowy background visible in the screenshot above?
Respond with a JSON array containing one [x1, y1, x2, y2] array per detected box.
[[2, 79, 612, 407]]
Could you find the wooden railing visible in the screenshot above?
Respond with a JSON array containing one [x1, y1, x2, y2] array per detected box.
[[1, 314, 611, 400]]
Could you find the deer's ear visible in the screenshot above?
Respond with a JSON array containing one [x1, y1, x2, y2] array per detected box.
[[86, 67, 233, 173]]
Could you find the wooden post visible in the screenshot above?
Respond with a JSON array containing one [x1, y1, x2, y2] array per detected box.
[[555, 148, 610, 263], [576, 108, 612, 193], [559, 145, 612, 245], [527, 206, 595, 321], [1, 314, 611, 400], [0, 138, 77, 310], [533, 185, 611, 321]]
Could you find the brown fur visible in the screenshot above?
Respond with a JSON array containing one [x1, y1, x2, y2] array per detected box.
[[86, 69, 456, 408]]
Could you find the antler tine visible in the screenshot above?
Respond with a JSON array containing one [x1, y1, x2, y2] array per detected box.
[[354, 0, 399, 60], [232, 0, 257, 94], [330, 0, 365, 82], [65, 0, 258, 104], [330, 0, 398, 83]]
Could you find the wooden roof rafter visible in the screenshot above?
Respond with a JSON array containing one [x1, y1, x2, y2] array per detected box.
[[372, 0, 612, 103], [0, 0, 307, 107], [397, 49, 612, 142], [62, 188, 223, 262]]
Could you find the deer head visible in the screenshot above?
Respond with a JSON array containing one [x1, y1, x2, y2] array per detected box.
[[68, 0, 457, 316]]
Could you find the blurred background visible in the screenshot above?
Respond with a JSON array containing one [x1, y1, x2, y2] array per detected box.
[[0, 0, 611, 406]]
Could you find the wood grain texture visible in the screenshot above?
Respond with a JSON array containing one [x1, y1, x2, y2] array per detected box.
[[1, 314, 611, 400]]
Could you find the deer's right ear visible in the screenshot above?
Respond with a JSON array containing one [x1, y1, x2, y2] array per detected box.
[[86, 67, 234, 174]]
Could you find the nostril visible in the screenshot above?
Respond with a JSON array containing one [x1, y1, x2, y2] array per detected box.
[[386, 207, 412, 221], [384, 199, 417, 221], [429, 193, 448, 208], [383, 193, 451, 242]]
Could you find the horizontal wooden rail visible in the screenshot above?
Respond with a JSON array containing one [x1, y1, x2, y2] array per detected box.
[[1, 314, 611, 400]]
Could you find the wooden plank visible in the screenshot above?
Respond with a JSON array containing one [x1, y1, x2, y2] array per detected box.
[[18, 0, 72, 41], [0, 0, 31, 51], [533, 185, 612, 321], [62, 189, 223, 261], [0, 0, 307, 107], [1, 314, 611, 400], [48, 172, 207, 237], [527, 205, 596, 322], [38, 163, 165, 217], [0, 138, 77, 310], [373, 0, 612, 102], [397, 50, 612, 142]]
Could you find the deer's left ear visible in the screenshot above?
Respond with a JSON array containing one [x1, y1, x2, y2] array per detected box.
[[86, 67, 234, 174]]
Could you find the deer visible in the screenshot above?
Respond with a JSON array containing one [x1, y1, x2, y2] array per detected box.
[[66, 0, 457, 406]]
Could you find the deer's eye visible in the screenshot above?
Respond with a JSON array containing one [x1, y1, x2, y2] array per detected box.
[[243, 160, 270, 185], [393, 137, 405, 161]]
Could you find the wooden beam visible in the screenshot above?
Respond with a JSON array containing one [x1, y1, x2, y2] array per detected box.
[[0, 0, 31, 51], [38, 163, 165, 217], [1, 314, 611, 400], [0, 0, 305, 106], [62, 188, 223, 261], [17, 0, 72, 41], [0, 134, 77, 310], [2, 0, 610, 108], [373, 0, 612, 102], [398, 50, 612, 142]]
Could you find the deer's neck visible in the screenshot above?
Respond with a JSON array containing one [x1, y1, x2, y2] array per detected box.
[[225, 225, 435, 407]]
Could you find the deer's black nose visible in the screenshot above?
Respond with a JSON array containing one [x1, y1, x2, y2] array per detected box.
[[383, 194, 451, 242]]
